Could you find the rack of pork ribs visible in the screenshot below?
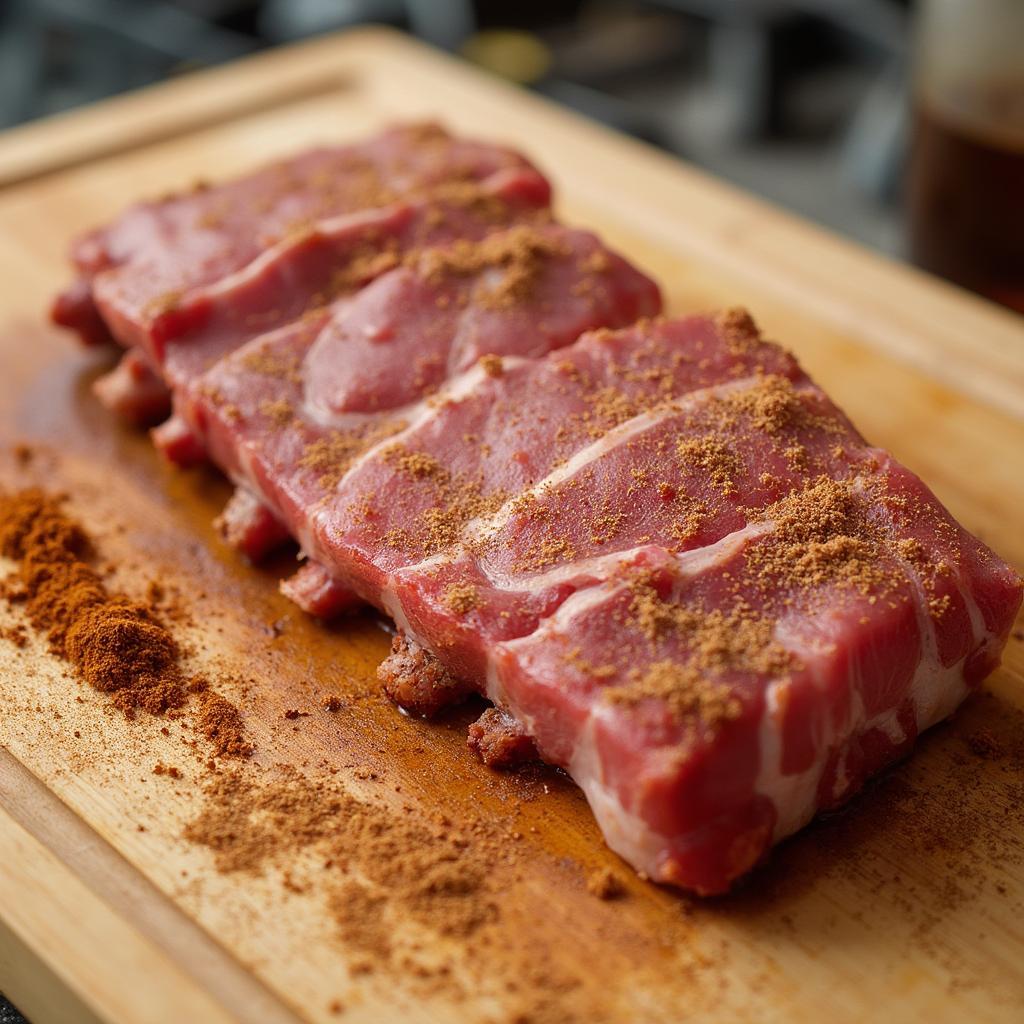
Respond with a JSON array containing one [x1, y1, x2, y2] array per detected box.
[[53, 123, 1022, 896]]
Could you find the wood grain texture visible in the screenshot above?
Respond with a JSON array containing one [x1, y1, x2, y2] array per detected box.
[[0, 27, 1022, 1024]]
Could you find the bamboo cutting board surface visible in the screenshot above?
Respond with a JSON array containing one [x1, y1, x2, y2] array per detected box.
[[0, 28, 1022, 1024]]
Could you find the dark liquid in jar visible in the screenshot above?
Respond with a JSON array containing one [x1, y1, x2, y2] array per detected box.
[[907, 83, 1024, 314]]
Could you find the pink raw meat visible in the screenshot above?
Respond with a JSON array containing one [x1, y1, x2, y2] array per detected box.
[[51, 124, 1021, 895], [185, 306, 1022, 893], [52, 123, 545, 350]]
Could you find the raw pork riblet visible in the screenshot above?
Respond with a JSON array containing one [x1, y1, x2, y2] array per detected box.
[[183, 222, 661, 573], [332, 311, 1012, 894], [488, 457, 1020, 892], [178, 300, 1018, 893], [112, 169, 551, 383], [148, 170, 552, 468], [52, 122, 544, 349]]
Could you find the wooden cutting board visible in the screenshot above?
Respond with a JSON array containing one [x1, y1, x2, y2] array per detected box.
[[0, 27, 1022, 1024]]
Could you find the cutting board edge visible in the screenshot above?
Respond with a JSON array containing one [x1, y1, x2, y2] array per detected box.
[[0, 747, 302, 1024]]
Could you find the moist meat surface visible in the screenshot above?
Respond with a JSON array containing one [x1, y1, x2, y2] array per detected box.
[[53, 123, 548, 349], [52, 124, 1023, 895]]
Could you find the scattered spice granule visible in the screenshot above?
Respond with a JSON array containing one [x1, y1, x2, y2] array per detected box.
[[600, 573, 794, 729], [258, 397, 294, 426], [283, 708, 309, 720], [402, 451, 447, 481], [329, 881, 393, 965], [144, 289, 183, 318], [412, 224, 564, 310], [586, 867, 625, 900], [676, 435, 740, 496], [371, 455, 508, 561], [442, 582, 481, 615], [300, 420, 405, 491], [512, 536, 577, 574], [184, 765, 497, 946], [747, 476, 901, 603], [153, 763, 182, 780], [195, 690, 254, 759], [321, 695, 345, 712], [607, 658, 742, 728], [1, 623, 28, 648], [716, 307, 763, 355]]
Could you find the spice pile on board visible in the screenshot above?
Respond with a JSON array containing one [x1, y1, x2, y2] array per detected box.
[[0, 487, 189, 716]]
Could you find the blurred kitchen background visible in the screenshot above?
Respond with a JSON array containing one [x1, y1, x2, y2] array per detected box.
[[2, 0, 913, 257], [1, 0, 1023, 313]]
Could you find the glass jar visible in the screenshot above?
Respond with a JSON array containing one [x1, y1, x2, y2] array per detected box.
[[907, 0, 1024, 313]]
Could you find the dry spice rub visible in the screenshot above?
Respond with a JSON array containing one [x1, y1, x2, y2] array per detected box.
[[412, 222, 568, 309], [0, 488, 187, 716], [0, 489, 251, 755]]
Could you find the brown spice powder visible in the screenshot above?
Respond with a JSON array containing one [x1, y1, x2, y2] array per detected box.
[[184, 766, 497, 945], [195, 689, 255, 758], [442, 582, 482, 615], [748, 476, 899, 601], [299, 419, 406, 491], [412, 224, 565, 310], [586, 866, 625, 900], [0, 488, 251, 741], [0, 488, 187, 715], [478, 353, 504, 378], [181, 762, 610, 1018], [374, 446, 509, 559], [715, 306, 764, 356], [258, 397, 294, 426], [602, 575, 793, 728], [608, 658, 743, 728], [676, 435, 740, 497], [67, 603, 184, 715]]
